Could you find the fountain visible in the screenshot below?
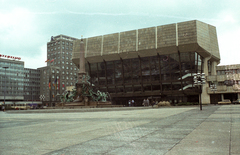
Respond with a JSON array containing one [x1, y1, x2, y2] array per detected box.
[[58, 37, 111, 107]]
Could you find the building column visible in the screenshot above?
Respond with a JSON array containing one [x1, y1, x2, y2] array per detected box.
[[201, 56, 211, 104], [211, 61, 217, 75], [221, 94, 224, 101]]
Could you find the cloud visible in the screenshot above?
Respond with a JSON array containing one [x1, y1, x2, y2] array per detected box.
[[0, 7, 45, 55], [218, 27, 240, 65], [214, 9, 240, 65], [23, 44, 47, 69], [0, 7, 34, 39], [1, 0, 240, 69]]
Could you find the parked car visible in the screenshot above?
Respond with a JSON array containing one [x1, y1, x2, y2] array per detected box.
[[232, 99, 240, 104], [218, 99, 231, 105]]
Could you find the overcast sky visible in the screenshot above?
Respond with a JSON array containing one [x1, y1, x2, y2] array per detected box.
[[0, 0, 239, 69]]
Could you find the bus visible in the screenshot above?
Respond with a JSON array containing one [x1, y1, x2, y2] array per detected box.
[[1, 102, 42, 110], [11, 103, 31, 110]]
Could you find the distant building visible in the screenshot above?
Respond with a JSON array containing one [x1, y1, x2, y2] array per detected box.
[[0, 58, 40, 102], [39, 35, 79, 103], [0, 58, 24, 102], [23, 68, 40, 101], [207, 64, 240, 103]]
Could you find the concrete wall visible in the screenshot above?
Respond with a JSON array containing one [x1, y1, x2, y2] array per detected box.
[[72, 20, 220, 64]]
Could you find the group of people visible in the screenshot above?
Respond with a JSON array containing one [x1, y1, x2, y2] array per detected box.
[[127, 99, 158, 107], [128, 100, 135, 106], [143, 99, 158, 107], [142, 99, 150, 106]]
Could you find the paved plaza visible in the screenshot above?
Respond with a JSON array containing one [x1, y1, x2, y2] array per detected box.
[[0, 105, 240, 155]]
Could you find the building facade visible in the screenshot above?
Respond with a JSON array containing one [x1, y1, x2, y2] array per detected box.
[[207, 64, 240, 103], [72, 20, 221, 105], [23, 68, 40, 101], [0, 57, 41, 103], [0, 58, 25, 102], [39, 35, 79, 102]]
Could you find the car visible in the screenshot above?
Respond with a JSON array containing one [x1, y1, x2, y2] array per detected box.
[[218, 99, 231, 105], [232, 99, 240, 104]]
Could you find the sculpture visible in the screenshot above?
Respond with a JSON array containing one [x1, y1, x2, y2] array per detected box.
[[59, 75, 110, 103], [58, 36, 111, 106]]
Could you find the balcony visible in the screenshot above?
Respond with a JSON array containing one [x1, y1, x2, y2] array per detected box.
[[217, 75, 226, 82], [207, 75, 217, 82], [207, 85, 227, 94], [217, 85, 227, 91], [228, 85, 240, 92]]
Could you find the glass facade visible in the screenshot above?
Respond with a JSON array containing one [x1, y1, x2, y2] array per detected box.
[[87, 52, 203, 105], [0, 58, 24, 101]]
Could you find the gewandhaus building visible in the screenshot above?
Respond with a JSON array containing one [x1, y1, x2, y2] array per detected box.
[[72, 20, 221, 106]]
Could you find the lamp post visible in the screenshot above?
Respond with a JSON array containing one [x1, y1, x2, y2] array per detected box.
[[3, 67, 9, 105], [210, 83, 217, 93], [49, 66, 60, 107], [39, 95, 45, 107], [193, 73, 206, 110]]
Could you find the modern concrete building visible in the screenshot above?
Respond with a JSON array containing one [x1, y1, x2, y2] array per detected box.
[[0, 57, 40, 102], [207, 64, 240, 103], [72, 20, 220, 105], [39, 35, 79, 103], [0, 58, 24, 102]]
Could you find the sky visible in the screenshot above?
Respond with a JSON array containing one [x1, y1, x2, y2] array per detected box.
[[0, 0, 239, 69]]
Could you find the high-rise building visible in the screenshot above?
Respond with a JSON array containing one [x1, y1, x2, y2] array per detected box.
[[39, 35, 79, 102]]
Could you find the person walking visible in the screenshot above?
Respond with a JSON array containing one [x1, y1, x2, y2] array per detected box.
[[143, 99, 146, 106], [2, 105, 5, 112], [128, 100, 131, 107], [151, 100, 155, 107], [147, 99, 149, 106], [131, 100, 135, 107]]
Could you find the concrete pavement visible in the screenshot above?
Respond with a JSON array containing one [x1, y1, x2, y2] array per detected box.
[[0, 105, 239, 155]]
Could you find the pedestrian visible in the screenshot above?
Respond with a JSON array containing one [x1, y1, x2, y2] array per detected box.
[[151, 100, 155, 107], [128, 100, 131, 107], [131, 100, 135, 107], [147, 99, 149, 106], [2, 105, 5, 112], [143, 99, 146, 106]]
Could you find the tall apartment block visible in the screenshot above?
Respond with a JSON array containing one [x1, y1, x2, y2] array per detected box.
[[39, 35, 79, 102]]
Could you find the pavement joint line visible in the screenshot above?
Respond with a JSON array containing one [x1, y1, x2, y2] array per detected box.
[[100, 107, 219, 155], [229, 105, 232, 155], [164, 106, 221, 154]]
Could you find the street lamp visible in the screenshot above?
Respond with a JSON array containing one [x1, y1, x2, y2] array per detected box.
[[3, 67, 9, 105], [193, 73, 206, 110], [39, 95, 45, 107], [49, 66, 60, 107], [210, 83, 217, 93]]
